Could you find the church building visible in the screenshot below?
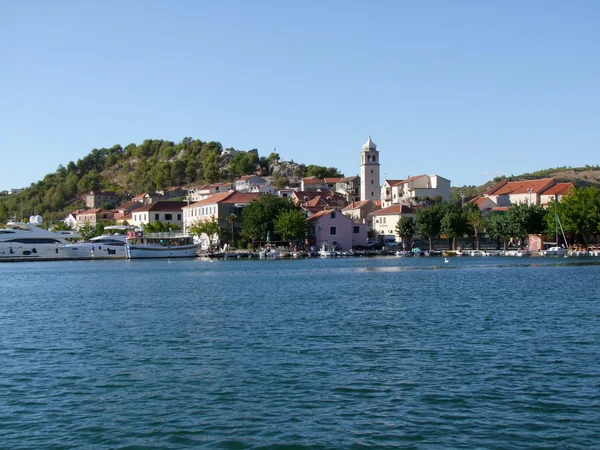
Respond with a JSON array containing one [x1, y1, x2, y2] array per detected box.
[[360, 136, 381, 202]]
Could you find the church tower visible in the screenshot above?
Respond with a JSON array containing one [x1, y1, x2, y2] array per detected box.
[[360, 136, 380, 202]]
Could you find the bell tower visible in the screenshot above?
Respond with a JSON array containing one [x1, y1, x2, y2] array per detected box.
[[360, 136, 380, 202]]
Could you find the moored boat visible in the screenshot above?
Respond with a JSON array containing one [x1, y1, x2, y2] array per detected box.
[[125, 230, 198, 259], [0, 216, 79, 261]]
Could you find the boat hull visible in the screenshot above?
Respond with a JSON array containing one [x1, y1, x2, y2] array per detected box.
[[125, 244, 198, 259]]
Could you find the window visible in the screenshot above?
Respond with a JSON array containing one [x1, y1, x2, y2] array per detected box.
[[330, 212, 336, 219], [353, 226, 359, 234], [329, 226, 337, 236], [165, 214, 173, 220], [371, 180, 373, 184], [371, 170, 373, 174], [155, 214, 160, 220], [177, 214, 181, 220], [373, 156, 376, 162]]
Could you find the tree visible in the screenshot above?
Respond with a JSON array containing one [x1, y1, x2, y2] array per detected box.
[[550, 187, 600, 246], [227, 214, 237, 246], [306, 165, 343, 179], [440, 204, 468, 250], [202, 150, 221, 183], [506, 202, 547, 247], [395, 216, 415, 248], [415, 203, 445, 250], [487, 212, 514, 251], [189, 215, 221, 249], [241, 194, 298, 245], [274, 209, 307, 242], [465, 204, 486, 250]]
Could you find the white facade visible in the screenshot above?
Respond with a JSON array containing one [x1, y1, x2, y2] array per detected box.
[[381, 175, 451, 207], [360, 137, 380, 202]]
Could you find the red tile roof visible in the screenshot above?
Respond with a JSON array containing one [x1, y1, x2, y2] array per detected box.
[[324, 177, 343, 183], [369, 205, 414, 215], [302, 177, 323, 185], [486, 178, 555, 195], [342, 200, 371, 211], [185, 191, 260, 208], [542, 182, 574, 196], [307, 209, 336, 221]]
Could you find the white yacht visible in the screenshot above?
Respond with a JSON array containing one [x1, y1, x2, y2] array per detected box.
[[58, 226, 129, 259], [0, 216, 79, 261]]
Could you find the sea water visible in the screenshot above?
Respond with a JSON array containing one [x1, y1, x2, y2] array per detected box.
[[1, 257, 599, 449]]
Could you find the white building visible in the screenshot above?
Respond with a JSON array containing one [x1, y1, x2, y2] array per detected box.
[[381, 174, 451, 207]]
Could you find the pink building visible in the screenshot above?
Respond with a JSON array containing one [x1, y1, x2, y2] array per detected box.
[[307, 209, 368, 251]]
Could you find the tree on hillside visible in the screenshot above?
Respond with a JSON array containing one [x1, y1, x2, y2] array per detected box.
[[306, 165, 343, 179], [229, 151, 258, 177]]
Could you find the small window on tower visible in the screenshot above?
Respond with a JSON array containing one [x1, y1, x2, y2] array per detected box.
[[373, 156, 376, 162]]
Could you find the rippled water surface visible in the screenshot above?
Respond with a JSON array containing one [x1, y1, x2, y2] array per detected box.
[[1, 257, 600, 449]]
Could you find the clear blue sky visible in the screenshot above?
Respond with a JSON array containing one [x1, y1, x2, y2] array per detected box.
[[2, 0, 598, 191]]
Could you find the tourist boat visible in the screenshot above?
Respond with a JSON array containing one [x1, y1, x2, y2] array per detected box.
[[125, 230, 198, 259], [0, 215, 79, 261], [58, 226, 129, 259], [395, 250, 413, 257]]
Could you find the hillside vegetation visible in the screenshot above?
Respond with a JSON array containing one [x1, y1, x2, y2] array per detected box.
[[0, 137, 342, 223]]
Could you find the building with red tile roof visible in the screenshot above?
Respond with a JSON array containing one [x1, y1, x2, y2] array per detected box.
[[130, 201, 187, 228]]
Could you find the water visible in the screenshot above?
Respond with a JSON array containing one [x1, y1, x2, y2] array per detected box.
[[1, 256, 599, 449]]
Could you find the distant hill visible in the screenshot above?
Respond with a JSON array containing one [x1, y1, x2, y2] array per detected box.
[[452, 166, 600, 203]]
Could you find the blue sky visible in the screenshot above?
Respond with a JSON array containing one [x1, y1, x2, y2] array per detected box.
[[1, 1, 598, 191]]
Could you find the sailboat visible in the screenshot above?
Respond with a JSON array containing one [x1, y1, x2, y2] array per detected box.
[[540, 203, 568, 257]]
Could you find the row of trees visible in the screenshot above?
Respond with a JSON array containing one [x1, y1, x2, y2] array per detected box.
[[396, 187, 600, 250]]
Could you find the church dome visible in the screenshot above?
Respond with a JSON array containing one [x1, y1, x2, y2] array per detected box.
[[363, 136, 377, 151]]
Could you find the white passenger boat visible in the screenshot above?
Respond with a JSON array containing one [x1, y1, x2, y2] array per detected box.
[[0, 215, 79, 261], [125, 230, 198, 259], [59, 226, 129, 259], [540, 246, 568, 257], [318, 242, 337, 257]]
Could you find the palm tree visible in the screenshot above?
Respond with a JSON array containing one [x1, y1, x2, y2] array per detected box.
[[227, 214, 237, 246]]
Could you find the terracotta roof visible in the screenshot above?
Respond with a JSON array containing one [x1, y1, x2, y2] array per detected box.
[[383, 180, 402, 186], [340, 176, 359, 182], [542, 182, 574, 196], [486, 178, 555, 195], [81, 208, 103, 214], [307, 209, 336, 221], [186, 192, 233, 207], [117, 200, 143, 211], [302, 177, 323, 185], [342, 200, 371, 211], [185, 192, 260, 208], [324, 177, 343, 183], [393, 174, 427, 186], [369, 204, 414, 216], [490, 206, 510, 211], [135, 201, 187, 212]]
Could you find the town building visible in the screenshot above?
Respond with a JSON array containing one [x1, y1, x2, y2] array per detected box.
[[291, 191, 347, 216], [381, 174, 451, 207], [471, 178, 574, 211], [368, 204, 415, 246], [360, 136, 380, 202], [85, 191, 119, 208], [187, 183, 232, 202], [307, 209, 368, 251], [341, 200, 378, 224], [76, 209, 116, 227], [130, 201, 187, 228], [234, 175, 267, 192], [182, 191, 260, 248], [335, 176, 361, 202]]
